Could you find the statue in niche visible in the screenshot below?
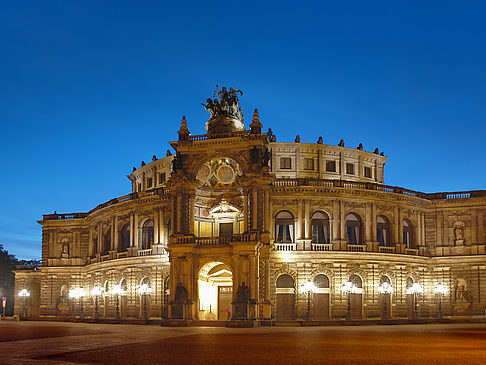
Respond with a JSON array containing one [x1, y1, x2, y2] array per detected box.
[[236, 282, 250, 302], [174, 282, 188, 303], [172, 152, 184, 171], [454, 226, 464, 240], [454, 280, 468, 302], [263, 148, 271, 167], [250, 147, 259, 164]]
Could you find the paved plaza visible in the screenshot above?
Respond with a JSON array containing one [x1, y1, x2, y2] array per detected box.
[[0, 321, 485, 364]]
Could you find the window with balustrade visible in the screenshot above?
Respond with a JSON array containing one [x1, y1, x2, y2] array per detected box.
[[377, 215, 390, 246], [311, 211, 330, 244], [346, 213, 362, 245], [275, 211, 294, 243], [403, 219, 413, 248], [142, 220, 154, 249], [120, 223, 130, 251]]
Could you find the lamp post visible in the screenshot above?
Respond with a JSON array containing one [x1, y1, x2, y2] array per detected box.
[[434, 283, 447, 320], [78, 287, 85, 320], [300, 281, 317, 321], [112, 284, 123, 321], [341, 282, 358, 320], [406, 282, 423, 320], [18, 289, 30, 318], [69, 288, 80, 320], [91, 285, 102, 321], [378, 282, 394, 320], [138, 283, 152, 323]]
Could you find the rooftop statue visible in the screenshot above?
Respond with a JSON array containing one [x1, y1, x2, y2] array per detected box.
[[202, 85, 244, 121]]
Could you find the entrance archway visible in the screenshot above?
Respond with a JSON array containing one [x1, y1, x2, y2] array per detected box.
[[197, 261, 233, 320]]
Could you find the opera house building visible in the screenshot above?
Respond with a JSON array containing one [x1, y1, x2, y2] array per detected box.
[[15, 88, 486, 324]]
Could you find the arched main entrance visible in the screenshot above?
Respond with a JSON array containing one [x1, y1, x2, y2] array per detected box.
[[197, 261, 233, 320]]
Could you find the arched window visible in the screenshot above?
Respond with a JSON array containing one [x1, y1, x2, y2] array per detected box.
[[120, 278, 128, 292], [377, 216, 390, 246], [103, 229, 111, 254], [275, 211, 294, 243], [403, 219, 413, 248], [346, 213, 362, 245], [311, 211, 330, 244], [314, 274, 330, 289], [141, 277, 150, 287], [349, 274, 362, 288], [276, 274, 295, 288], [380, 276, 391, 285], [406, 277, 414, 289], [142, 220, 154, 249], [120, 224, 130, 251]]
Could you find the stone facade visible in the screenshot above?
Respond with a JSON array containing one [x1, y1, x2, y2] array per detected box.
[[14, 89, 486, 322]]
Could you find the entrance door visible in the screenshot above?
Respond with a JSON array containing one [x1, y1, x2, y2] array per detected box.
[[218, 286, 233, 320], [313, 293, 330, 320], [276, 294, 294, 320], [276, 274, 295, 320], [351, 294, 362, 319]]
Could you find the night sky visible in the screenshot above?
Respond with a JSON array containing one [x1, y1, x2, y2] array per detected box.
[[1, 1, 485, 260]]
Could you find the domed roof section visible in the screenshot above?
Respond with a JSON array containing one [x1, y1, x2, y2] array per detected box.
[[201, 86, 245, 135]]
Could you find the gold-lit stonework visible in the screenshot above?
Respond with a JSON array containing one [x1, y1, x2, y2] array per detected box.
[[15, 88, 486, 323]]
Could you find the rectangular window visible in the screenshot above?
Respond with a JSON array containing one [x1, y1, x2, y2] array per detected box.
[[280, 157, 291, 169], [326, 160, 336, 172], [304, 158, 314, 170], [137, 183, 142, 192], [364, 166, 372, 178], [147, 177, 153, 188], [159, 172, 166, 183], [346, 163, 354, 175]]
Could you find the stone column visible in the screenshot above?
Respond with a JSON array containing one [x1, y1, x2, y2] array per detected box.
[[252, 188, 258, 230], [129, 213, 134, 247], [134, 213, 139, 248], [160, 207, 167, 245], [98, 223, 102, 253], [113, 216, 118, 251], [264, 190, 270, 232], [243, 190, 249, 232], [189, 193, 195, 235], [304, 200, 310, 239], [177, 193, 182, 234], [88, 228, 93, 257], [340, 201, 346, 249], [394, 206, 400, 245], [170, 195, 176, 236], [154, 208, 159, 245], [365, 203, 372, 249], [297, 199, 303, 240]]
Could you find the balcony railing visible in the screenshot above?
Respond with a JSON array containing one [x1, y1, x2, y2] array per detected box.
[[347, 244, 367, 252], [172, 232, 259, 245], [137, 248, 152, 256], [274, 243, 296, 251], [271, 178, 486, 201], [378, 246, 396, 254], [312, 243, 333, 251], [405, 248, 419, 255]]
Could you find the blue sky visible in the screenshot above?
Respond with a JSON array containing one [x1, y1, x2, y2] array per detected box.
[[1, 1, 485, 259]]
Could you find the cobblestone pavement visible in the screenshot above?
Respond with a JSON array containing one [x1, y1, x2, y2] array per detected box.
[[0, 321, 485, 364]]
